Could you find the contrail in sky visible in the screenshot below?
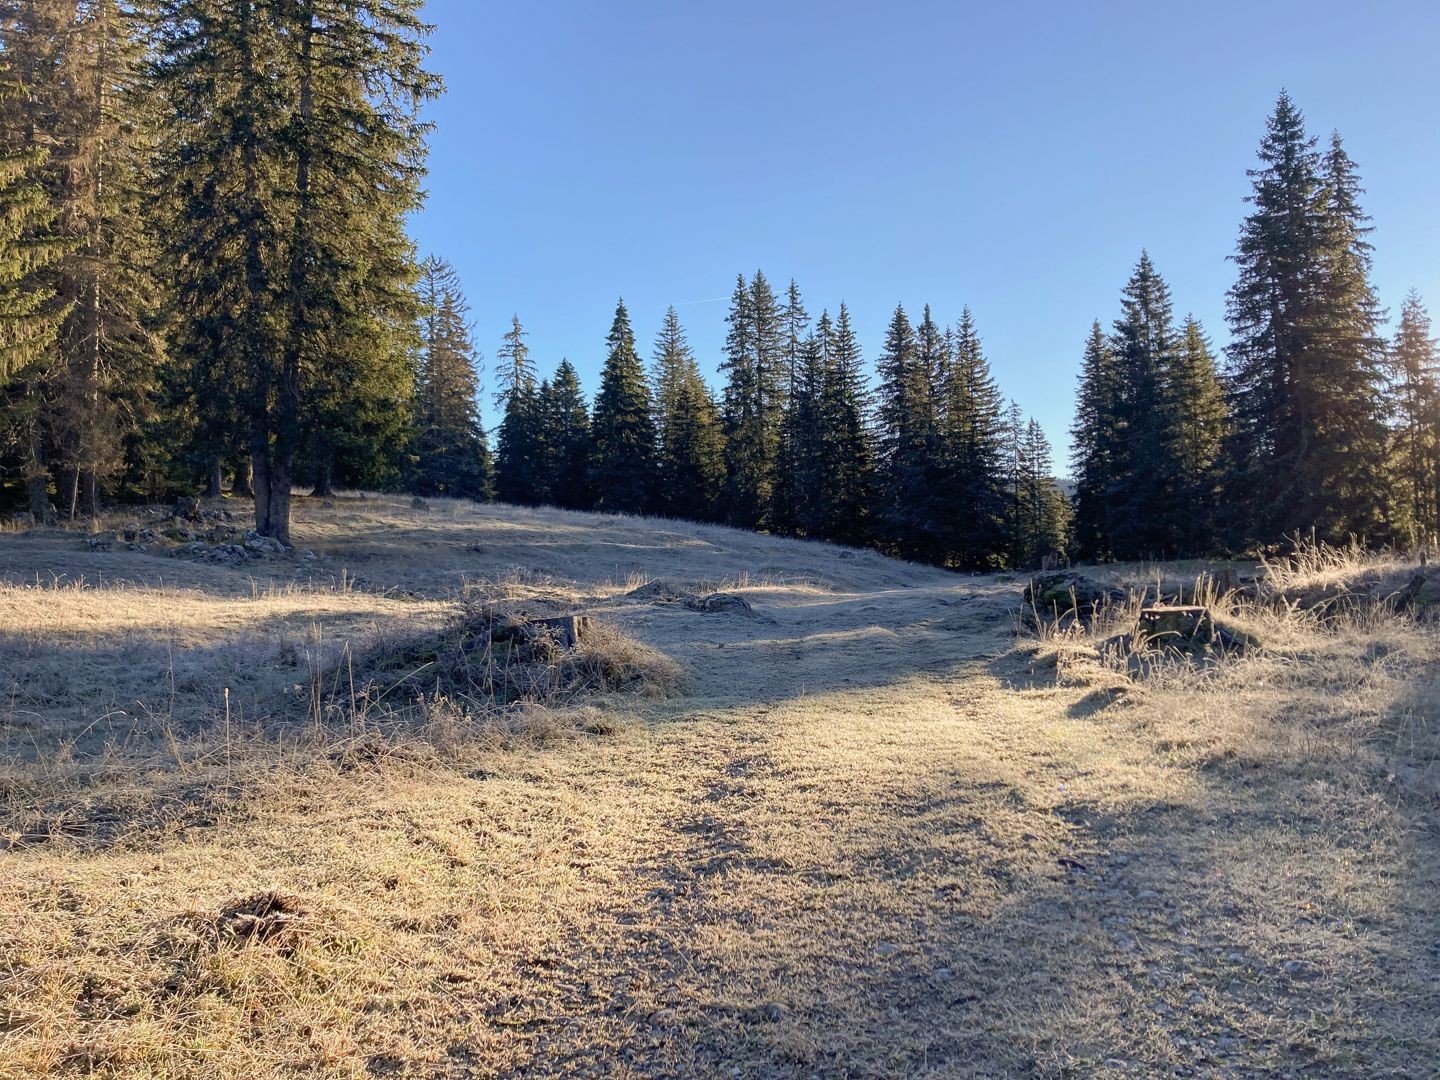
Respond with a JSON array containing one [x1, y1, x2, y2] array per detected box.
[[677, 296, 727, 306]]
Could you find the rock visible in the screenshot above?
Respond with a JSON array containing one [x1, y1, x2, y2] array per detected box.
[[625, 579, 692, 604], [1023, 572, 1126, 627], [172, 496, 203, 522], [762, 1003, 784, 1022], [684, 592, 756, 617], [243, 530, 287, 556], [83, 536, 112, 551], [874, 942, 900, 959], [411, 496, 431, 511]]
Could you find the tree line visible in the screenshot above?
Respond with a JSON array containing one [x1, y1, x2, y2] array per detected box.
[[1071, 92, 1439, 560], [481, 282, 1068, 569], [0, 6, 1434, 569]]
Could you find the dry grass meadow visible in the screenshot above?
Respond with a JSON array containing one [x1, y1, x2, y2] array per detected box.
[[1, 495, 1438, 1077]]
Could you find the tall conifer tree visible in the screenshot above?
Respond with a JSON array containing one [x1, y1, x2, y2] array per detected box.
[[539, 358, 592, 510], [493, 314, 545, 505], [1389, 292, 1438, 544], [1226, 93, 1390, 546], [590, 299, 655, 514], [152, 0, 438, 544], [411, 256, 490, 500], [652, 306, 722, 519], [719, 270, 783, 527], [875, 303, 939, 559], [938, 308, 1007, 567]]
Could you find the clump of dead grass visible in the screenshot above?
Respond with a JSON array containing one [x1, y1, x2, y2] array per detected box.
[[345, 603, 682, 716]]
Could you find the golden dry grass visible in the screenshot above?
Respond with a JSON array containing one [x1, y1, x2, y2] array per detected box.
[[2, 495, 1438, 1077]]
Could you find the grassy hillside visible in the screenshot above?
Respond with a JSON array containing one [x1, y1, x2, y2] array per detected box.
[[2, 496, 1438, 1077]]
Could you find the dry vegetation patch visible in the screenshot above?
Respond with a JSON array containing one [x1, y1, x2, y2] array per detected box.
[[2, 500, 1438, 1076]]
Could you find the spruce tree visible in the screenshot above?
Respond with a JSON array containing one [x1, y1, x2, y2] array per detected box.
[[0, 2, 69, 387], [493, 314, 545, 505], [815, 302, 875, 545], [0, 0, 77, 517], [540, 359, 592, 510], [1166, 316, 1229, 554], [776, 320, 826, 536], [938, 308, 1007, 567], [875, 303, 939, 559], [1107, 251, 1180, 558], [1069, 321, 1122, 561], [1226, 93, 1390, 546], [152, 0, 438, 544], [1007, 414, 1068, 568], [719, 270, 784, 528], [1389, 291, 1438, 545], [772, 280, 812, 533], [652, 306, 723, 519], [590, 299, 655, 514], [411, 256, 491, 501]]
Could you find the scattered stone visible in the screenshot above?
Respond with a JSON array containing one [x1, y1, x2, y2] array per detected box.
[[411, 496, 431, 511], [83, 536, 112, 551], [874, 942, 900, 959], [685, 592, 756, 617], [172, 495, 203, 521], [1281, 959, 1312, 978], [243, 531, 287, 556], [624, 579, 692, 604]]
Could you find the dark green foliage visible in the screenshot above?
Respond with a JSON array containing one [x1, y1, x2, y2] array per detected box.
[[652, 306, 723, 520], [0, 4, 70, 388], [410, 256, 491, 501], [590, 299, 656, 514], [1225, 93, 1391, 547], [1071, 254, 1228, 561], [813, 303, 876, 546], [771, 279, 810, 533], [1388, 292, 1438, 545], [1107, 251, 1180, 558], [720, 271, 784, 528], [1166, 316, 1229, 554], [539, 359, 592, 510], [1005, 406, 1068, 568], [875, 303, 940, 559], [493, 314, 546, 506], [1070, 321, 1122, 560], [151, 0, 439, 544], [937, 308, 1007, 567]]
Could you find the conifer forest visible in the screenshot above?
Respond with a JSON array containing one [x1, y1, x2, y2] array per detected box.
[[1, 3, 1434, 566]]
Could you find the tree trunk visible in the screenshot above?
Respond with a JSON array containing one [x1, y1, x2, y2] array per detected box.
[[83, 472, 99, 518], [24, 432, 51, 522], [68, 468, 81, 521], [311, 459, 333, 498], [206, 459, 223, 498], [232, 454, 253, 497], [267, 457, 292, 548], [252, 444, 271, 535]]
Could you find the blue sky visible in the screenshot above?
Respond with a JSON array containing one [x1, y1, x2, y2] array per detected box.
[[409, 0, 1440, 466]]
